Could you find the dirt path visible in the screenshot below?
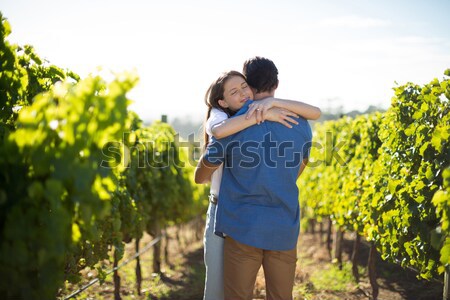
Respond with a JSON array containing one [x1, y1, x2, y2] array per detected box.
[[161, 231, 444, 300], [64, 227, 444, 300], [290, 232, 442, 300]]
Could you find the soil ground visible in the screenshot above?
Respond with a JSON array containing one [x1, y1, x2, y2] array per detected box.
[[62, 221, 444, 300]]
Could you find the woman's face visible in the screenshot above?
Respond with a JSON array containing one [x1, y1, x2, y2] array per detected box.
[[219, 76, 253, 111]]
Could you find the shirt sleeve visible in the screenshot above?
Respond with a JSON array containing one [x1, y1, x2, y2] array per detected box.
[[203, 136, 225, 165], [205, 108, 228, 137], [302, 122, 313, 160]]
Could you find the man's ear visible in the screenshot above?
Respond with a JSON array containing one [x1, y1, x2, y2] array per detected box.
[[274, 80, 279, 90], [218, 99, 229, 108]]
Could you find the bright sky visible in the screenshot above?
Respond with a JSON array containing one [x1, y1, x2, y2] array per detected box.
[[2, 0, 450, 122]]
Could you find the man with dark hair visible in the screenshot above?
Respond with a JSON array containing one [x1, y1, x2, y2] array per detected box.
[[195, 57, 313, 300], [243, 56, 279, 94]]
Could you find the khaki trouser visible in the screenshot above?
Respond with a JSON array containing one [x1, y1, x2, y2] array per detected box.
[[223, 236, 297, 300]]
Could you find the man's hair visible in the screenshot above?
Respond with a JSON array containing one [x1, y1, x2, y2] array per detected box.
[[242, 56, 278, 94]]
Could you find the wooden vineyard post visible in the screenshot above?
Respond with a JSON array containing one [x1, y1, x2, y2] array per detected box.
[[195, 216, 203, 241], [153, 223, 162, 274], [164, 232, 170, 267], [444, 267, 450, 300], [333, 228, 344, 269], [176, 226, 184, 253], [319, 221, 324, 245], [351, 233, 361, 282], [309, 219, 316, 235], [113, 248, 122, 300], [326, 217, 333, 259], [135, 238, 142, 296], [368, 242, 379, 300]]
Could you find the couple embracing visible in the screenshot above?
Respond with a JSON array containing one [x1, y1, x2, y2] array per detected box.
[[195, 56, 321, 300]]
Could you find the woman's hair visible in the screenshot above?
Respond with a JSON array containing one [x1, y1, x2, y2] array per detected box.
[[203, 70, 246, 149]]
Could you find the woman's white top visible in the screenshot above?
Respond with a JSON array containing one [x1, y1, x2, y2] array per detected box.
[[205, 108, 228, 196]]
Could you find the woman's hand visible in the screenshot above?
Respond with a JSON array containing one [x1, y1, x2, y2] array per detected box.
[[246, 97, 277, 124], [264, 107, 299, 128], [247, 97, 322, 121]]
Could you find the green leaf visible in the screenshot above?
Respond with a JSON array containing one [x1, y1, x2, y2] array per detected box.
[[430, 228, 443, 250], [72, 223, 81, 243], [419, 142, 430, 156], [27, 181, 44, 199], [425, 166, 434, 181], [440, 241, 450, 265], [413, 111, 423, 119], [404, 124, 416, 136]]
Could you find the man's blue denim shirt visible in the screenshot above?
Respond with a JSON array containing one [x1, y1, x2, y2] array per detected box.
[[204, 101, 313, 251]]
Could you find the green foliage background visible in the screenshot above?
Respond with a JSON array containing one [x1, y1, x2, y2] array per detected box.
[[0, 12, 207, 299], [299, 71, 450, 279]]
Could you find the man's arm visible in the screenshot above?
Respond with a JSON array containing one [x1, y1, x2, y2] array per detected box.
[[194, 155, 221, 184]]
